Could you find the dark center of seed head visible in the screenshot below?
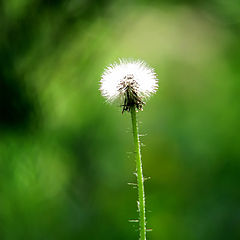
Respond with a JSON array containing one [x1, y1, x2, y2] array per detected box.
[[119, 74, 144, 113]]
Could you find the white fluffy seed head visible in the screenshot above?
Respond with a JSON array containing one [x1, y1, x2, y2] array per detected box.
[[100, 59, 158, 112]]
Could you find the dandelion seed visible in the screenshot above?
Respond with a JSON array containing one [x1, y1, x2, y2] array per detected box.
[[100, 58, 158, 240], [100, 59, 158, 113]]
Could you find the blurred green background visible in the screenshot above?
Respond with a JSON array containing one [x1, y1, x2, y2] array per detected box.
[[0, 0, 240, 239]]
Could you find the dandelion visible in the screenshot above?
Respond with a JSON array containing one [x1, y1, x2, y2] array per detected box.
[[100, 59, 158, 113], [100, 59, 158, 240]]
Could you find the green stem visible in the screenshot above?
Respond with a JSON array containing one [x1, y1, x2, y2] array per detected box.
[[130, 106, 146, 240]]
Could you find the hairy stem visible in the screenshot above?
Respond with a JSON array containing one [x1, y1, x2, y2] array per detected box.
[[130, 106, 146, 240]]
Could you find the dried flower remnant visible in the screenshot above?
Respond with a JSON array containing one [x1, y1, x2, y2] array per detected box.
[[100, 59, 158, 112]]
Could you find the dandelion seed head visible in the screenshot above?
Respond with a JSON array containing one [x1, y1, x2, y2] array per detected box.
[[100, 59, 158, 112]]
